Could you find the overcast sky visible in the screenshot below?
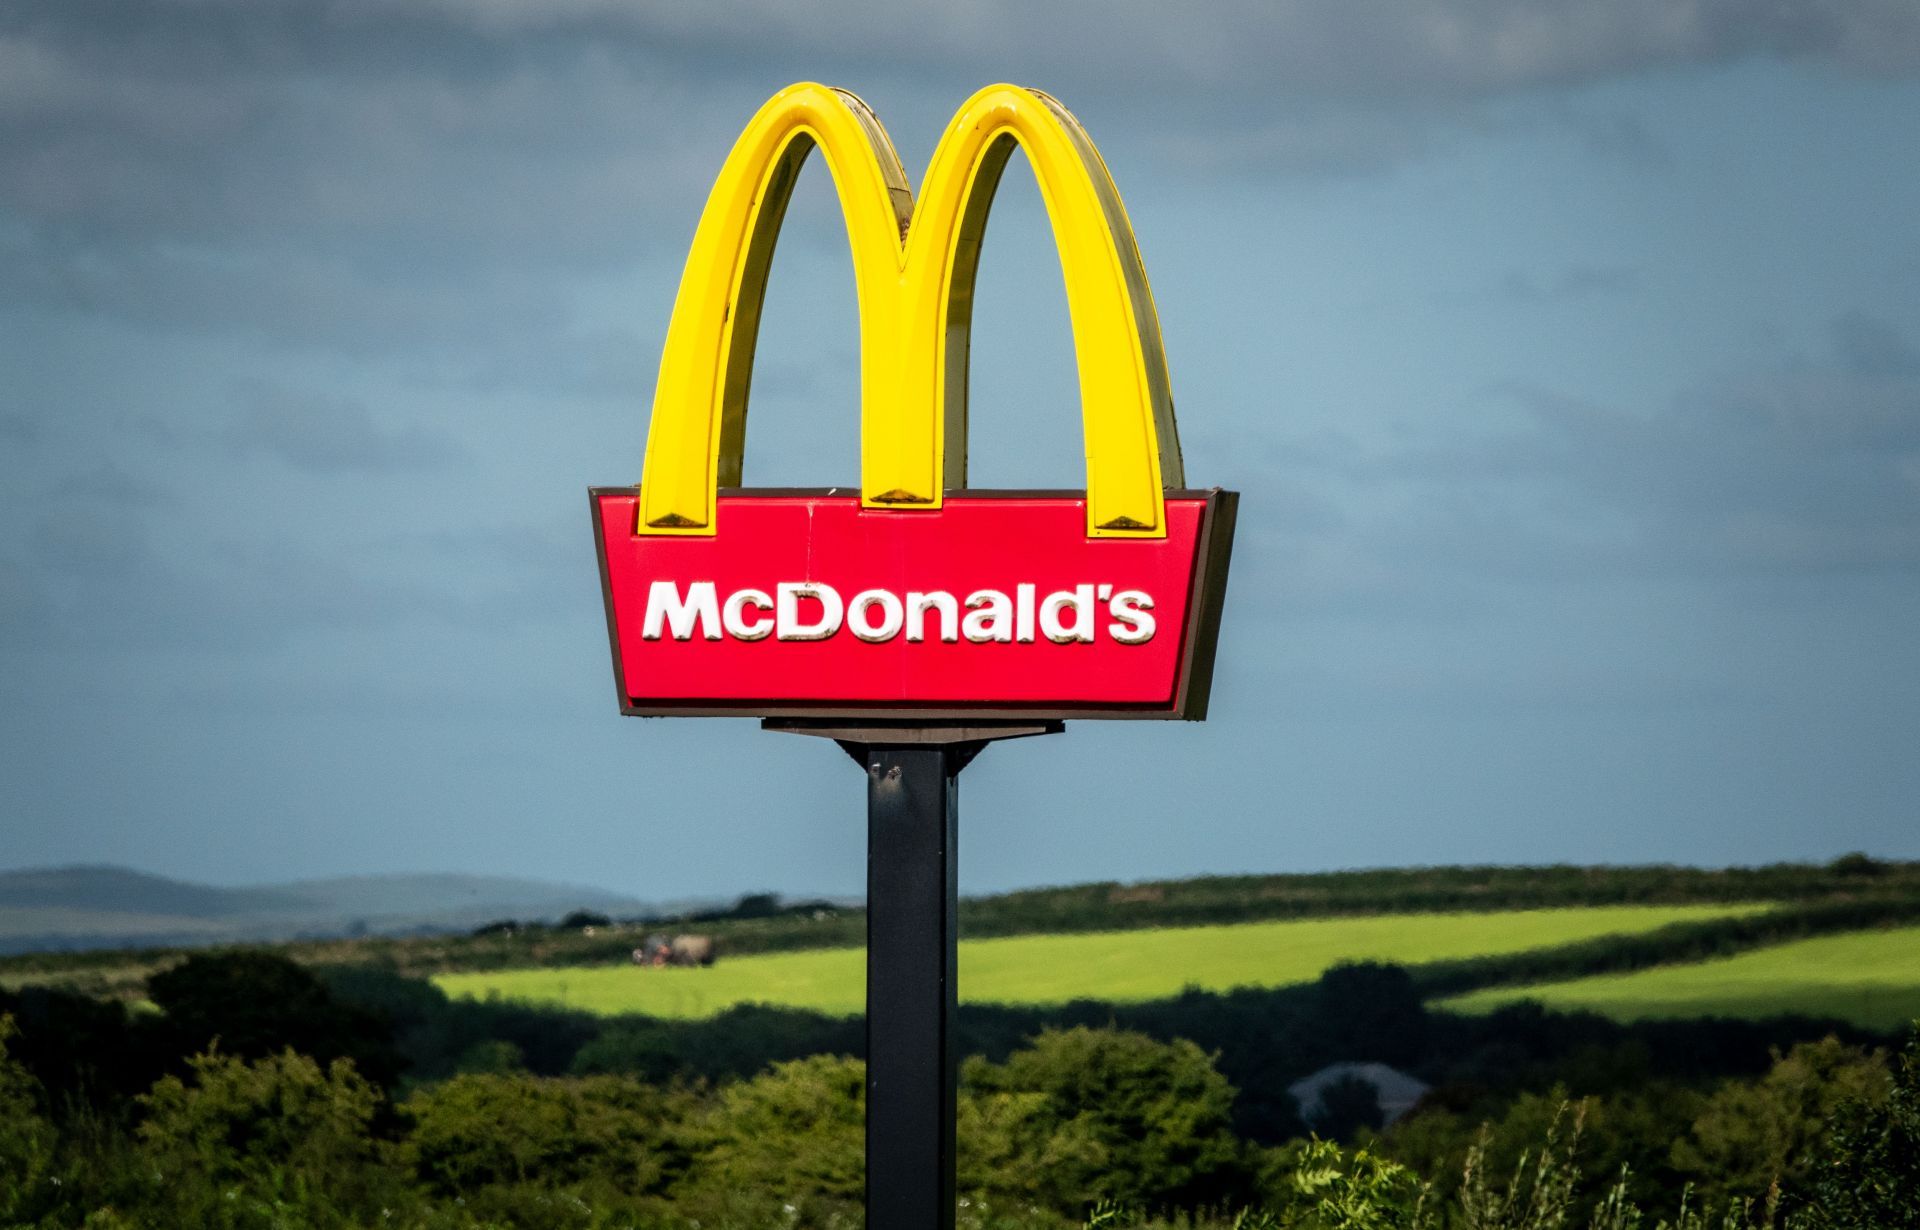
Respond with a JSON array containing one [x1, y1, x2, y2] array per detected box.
[[3, 1, 1918, 901]]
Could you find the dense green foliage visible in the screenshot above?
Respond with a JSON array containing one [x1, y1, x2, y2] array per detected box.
[[2, 951, 1913, 1222], [963, 1027, 1249, 1209], [1795, 1026, 1920, 1228], [2, 1002, 1915, 1228], [1670, 1036, 1893, 1202], [4, 947, 1898, 1168], [317, 957, 1895, 1158], [407, 1070, 696, 1197], [133, 1048, 393, 1223], [0, 1018, 56, 1225]]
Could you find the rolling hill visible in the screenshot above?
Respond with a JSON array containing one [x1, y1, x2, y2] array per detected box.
[[0, 864, 660, 954]]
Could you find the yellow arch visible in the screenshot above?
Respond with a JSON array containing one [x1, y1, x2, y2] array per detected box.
[[637, 83, 1184, 538]]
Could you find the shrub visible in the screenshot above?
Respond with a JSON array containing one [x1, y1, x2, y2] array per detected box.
[[964, 1026, 1253, 1214], [1793, 1025, 1920, 1229], [1313, 964, 1427, 1068], [148, 951, 402, 1090], [405, 1070, 693, 1196], [0, 1016, 58, 1223], [685, 1053, 866, 1205], [134, 1048, 393, 1225], [1673, 1036, 1891, 1201], [1287, 1137, 1434, 1229]]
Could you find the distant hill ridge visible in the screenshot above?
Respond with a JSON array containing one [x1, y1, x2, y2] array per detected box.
[[0, 865, 308, 917], [0, 864, 660, 954]]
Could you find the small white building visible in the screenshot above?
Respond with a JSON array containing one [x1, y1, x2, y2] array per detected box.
[[1288, 1062, 1431, 1128]]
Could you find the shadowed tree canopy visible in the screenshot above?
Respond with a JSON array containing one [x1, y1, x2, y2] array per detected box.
[[147, 951, 402, 1090]]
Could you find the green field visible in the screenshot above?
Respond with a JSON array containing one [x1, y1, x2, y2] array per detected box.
[[434, 903, 1764, 1019], [1438, 926, 1920, 1030]]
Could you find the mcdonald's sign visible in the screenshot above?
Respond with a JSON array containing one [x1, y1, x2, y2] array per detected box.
[[592, 83, 1237, 720]]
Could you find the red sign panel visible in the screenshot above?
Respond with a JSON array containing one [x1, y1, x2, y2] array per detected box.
[[591, 490, 1236, 720]]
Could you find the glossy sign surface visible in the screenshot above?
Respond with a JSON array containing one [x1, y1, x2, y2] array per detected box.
[[593, 492, 1232, 718]]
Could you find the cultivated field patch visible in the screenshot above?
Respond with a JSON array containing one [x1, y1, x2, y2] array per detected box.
[[435, 903, 1765, 1019], [1436, 925, 1920, 1030]]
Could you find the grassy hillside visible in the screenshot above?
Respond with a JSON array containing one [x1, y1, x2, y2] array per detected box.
[[1436, 925, 1920, 1030], [9, 858, 1918, 1006], [8, 856, 1914, 969], [435, 902, 1768, 1019]]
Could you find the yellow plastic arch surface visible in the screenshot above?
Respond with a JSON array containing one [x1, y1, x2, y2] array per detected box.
[[638, 83, 1184, 538]]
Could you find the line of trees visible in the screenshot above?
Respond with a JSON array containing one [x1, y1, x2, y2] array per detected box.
[[954, 855, 1920, 942], [5, 949, 1915, 1227], [3, 1003, 1915, 1228]]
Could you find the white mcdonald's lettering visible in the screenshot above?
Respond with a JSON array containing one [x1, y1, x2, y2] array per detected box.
[[640, 582, 1155, 646], [776, 581, 843, 641], [847, 589, 905, 643], [906, 591, 960, 643], [722, 588, 774, 641], [643, 580, 722, 641]]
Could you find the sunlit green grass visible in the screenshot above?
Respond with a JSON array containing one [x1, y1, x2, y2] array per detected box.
[[1437, 926, 1920, 1031], [434, 903, 1765, 1020]]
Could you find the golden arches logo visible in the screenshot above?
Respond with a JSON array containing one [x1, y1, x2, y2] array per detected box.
[[637, 83, 1185, 539]]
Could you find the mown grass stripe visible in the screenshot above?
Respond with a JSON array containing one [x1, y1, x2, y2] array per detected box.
[[434, 903, 1765, 1020], [1407, 895, 1920, 997], [1436, 925, 1920, 1030]]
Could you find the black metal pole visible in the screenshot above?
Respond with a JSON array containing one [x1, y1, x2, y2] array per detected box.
[[765, 719, 1056, 1227], [865, 744, 961, 1230]]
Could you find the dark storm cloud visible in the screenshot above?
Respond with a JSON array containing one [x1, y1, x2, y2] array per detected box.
[[1539, 102, 1673, 169], [377, 0, 1920, 96], [1230, 313, 1920, 622], [0, 230, 575, 357], [7, 0, 1918, 239], [0, 506, 552, 651], [1461, 316, 1920, 569], [225, 386, 462, 473], [1832, 310, 1920, 378], [1469, 265, 1644, 304], [396, 519, 602, 626], [50, 464, 175, 508], [0, 2, 715, 250], [0, 557, 38, 628], [3, 0, 1916, 362]]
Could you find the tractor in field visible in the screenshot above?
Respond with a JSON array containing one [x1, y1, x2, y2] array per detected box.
[[633, 933, 716, 967]]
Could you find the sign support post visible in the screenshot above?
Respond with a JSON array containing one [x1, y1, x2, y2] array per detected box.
[[767, 721, 1060, 1230], [865, 742, 959, 1230]]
